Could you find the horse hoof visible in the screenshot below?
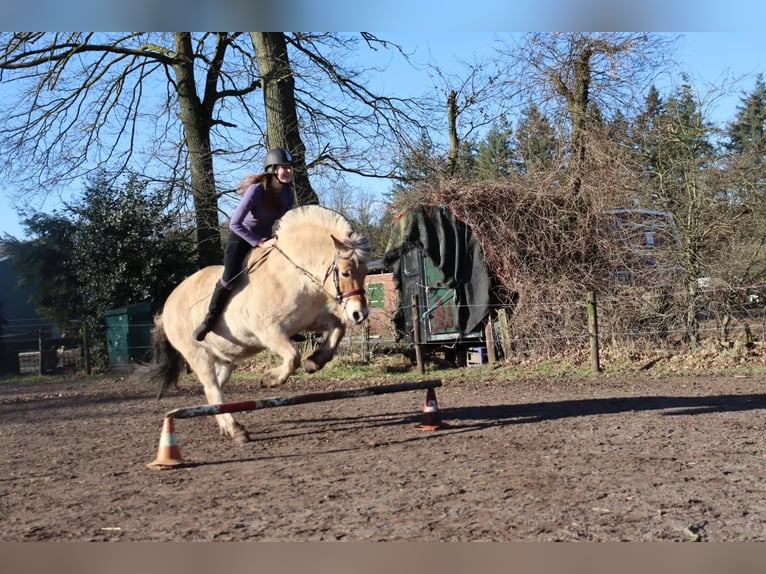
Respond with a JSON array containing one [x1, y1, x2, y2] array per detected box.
[[304, 360, 319, 373], [233, 430, 251, 444], [259, 375, 282, 388]]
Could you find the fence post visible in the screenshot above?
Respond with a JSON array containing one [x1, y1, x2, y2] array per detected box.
[[587, 290, 601, 373], [410, 293, 424, 374], [484, 311, 496, 363], [37, 329, 43, 376], [81, 321, 92, 375], [364, 318, 371, 362], [498, 307, 512, 359]]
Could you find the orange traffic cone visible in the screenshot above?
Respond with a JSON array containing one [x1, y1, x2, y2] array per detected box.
[[415, 387, 449, 430], [147, 417, 185, 469]]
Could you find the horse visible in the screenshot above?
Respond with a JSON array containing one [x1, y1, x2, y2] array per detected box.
[[150, 205, 372, 443]]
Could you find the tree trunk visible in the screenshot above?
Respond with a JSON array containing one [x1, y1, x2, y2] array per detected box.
[[172, 32, 223, 268], [568, 47, 591, 202], [250, 32, 318, 206], [446, 90, 459, 177], [551, 45, 591, 202], [684, 271, 701, 347]]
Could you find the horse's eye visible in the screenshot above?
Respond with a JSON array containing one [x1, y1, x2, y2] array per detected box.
[[341, 270, 351, 278]]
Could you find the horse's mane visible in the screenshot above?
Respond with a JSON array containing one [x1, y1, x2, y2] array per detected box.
[[275, 206, 372, 262]]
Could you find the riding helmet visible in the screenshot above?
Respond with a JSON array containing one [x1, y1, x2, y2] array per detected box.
[[264, 148, 294, 172]]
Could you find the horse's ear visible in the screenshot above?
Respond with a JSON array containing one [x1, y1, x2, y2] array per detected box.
[[331, 234, 351, 256]]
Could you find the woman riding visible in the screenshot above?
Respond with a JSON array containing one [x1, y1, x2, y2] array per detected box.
[[194, 148, 296, 341]]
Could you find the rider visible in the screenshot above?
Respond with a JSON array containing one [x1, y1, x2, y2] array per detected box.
[[193, 148, 296, 341]]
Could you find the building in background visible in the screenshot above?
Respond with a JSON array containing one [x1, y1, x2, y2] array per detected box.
[[0, 254, 62, 375]]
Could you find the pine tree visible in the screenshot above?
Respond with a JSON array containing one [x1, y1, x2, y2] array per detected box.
[[632, 85, 667, 208], [474, 118, 514, 180], [725, 74, 766, 157], [513, 103, 558, 174], [724, 74, 766, 198]]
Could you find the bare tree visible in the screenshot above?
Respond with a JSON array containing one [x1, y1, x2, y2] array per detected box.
[[284, 33, 426, 180], [426, 54, 510, 178], [250, 32, 316, 206], [0, 33, 259, 266], [500, 33, 676, 202], [170, 33, 257, 266], [0, 32, 426, 267]]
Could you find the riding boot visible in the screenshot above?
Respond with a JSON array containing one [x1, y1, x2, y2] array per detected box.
[[193, 282, 233, 341]]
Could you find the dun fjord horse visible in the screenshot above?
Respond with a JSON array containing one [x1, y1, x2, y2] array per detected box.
[[151, 205, 371, 443]]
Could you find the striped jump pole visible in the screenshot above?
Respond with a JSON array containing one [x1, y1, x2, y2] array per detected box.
[[148, 379, 445, 469], [164, 379, 442, 419]]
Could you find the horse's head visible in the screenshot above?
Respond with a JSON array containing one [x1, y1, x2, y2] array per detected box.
[[274, 206, 372, 325], [331, 234, 370, 325]]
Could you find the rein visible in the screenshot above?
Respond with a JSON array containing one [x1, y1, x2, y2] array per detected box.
[[271, 245, 365, 305]]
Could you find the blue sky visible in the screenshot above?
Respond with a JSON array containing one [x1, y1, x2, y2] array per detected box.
[[1, 32, 765, 240], [3, 1, 766, 32]]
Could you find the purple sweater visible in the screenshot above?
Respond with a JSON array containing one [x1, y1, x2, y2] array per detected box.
[[229, 183, 295, 247]]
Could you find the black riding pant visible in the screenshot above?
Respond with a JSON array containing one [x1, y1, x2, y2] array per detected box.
[[220, 233, 252, 288]]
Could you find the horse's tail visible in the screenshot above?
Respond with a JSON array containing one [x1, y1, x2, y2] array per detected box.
[[150, 313, 183, 400]]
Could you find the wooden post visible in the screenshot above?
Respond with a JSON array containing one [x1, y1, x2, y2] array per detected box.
[[411, 293, 424, 374], [498, 307, 512, 359], [37, 329, 43, 376], [484, 312, 496, 364], [364, 318, 371, 361], [587, 290, 601, 373], [81, 321, 92, 375]]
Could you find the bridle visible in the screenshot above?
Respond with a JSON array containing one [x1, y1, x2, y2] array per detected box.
[[273, 245, 366, 306], [323, 254, 367, 303]]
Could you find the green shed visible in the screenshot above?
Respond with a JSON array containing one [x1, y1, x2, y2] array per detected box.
[[105, 302, 154, 366]]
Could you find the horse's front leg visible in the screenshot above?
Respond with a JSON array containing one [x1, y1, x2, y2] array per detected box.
[[216, 361, 234, 387], [185, 350, 250, 444], [260, 334, 301, 388], [305, 315, 345, 373]]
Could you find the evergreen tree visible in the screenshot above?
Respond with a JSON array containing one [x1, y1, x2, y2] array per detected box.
[[636, 82, 718, 344], [717, 75, 766, 339], [513, 103, 557, 174], [632, 85, 667, 208], [387, 130, 446, 208], [725, 74, 766, 157], [1, 173, 197, 368], [68, 173, 196, 314], [724, 74, 766, 199], [453, 139, 478, 182], [474, 118, 514, 180], [634, 82, 715, 211]]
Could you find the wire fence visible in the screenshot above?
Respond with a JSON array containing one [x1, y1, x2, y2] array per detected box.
[[0, 326, 83, 376], [341, 282, 766, 368], [2, 283, 764, 377]]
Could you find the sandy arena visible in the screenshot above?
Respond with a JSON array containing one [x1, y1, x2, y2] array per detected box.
[[1, 370, 765, 541]]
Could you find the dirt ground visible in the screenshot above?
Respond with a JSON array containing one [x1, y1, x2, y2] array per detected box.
[[2, 367, 766, 542]]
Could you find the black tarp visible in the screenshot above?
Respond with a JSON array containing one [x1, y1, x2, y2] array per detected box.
[[383, 206, 491, 337]]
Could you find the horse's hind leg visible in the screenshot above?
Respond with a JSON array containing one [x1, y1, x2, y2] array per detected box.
[[187, 353, 250, 444]]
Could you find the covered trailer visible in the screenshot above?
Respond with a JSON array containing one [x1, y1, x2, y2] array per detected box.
[[383, 206, 494, 364]]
